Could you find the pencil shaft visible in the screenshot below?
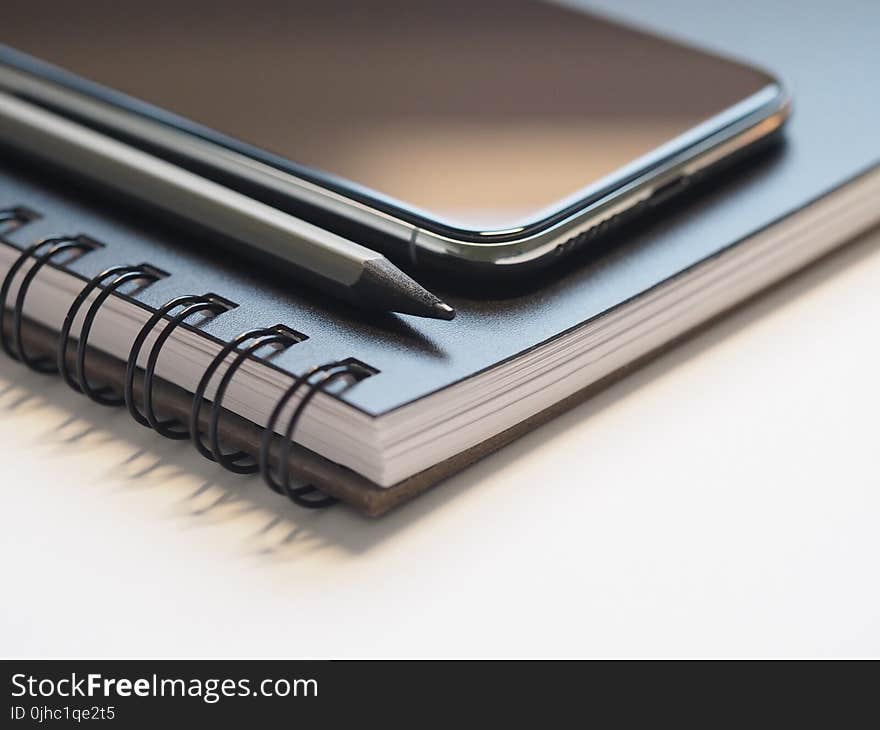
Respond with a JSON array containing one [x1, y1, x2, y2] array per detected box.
[[0, 91, 453, 319]]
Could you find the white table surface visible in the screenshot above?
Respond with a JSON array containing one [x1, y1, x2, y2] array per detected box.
[[2, 226, 878, 658]]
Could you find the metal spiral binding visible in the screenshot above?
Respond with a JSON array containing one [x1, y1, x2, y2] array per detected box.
[[0, 235, 100, 372], [125, 294, 234, 438], [259, 361, 365, 509], [57, 264, 164, 404], [189, 330, 369, 508], [189, 328, 301, 473], [0, 207, 37, 232], [0, 209, 19, 225], [1, 216, 376, 511]]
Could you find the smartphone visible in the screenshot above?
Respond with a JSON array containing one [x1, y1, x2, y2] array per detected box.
[[0, 0, 788, 274]]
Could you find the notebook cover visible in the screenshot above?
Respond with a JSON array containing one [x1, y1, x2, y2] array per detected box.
[[1, 0, 878, 515]]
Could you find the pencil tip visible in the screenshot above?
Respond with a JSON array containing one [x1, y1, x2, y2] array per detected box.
[[433, 301, 456, 321], [355, 258, 455, 321]]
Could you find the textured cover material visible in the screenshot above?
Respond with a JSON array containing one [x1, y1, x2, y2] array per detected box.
[[0, 0, 878, 515]]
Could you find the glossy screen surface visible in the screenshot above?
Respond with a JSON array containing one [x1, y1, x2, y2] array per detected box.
[[1, 0, 773, 230]]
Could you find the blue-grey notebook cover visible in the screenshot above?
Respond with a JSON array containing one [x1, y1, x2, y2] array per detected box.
[[0, 0, 877, 511]]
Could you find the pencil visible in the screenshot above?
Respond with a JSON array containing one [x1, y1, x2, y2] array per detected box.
[[0, 91, 455, 320]]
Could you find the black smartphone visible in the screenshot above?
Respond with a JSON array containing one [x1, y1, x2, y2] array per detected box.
[[0, 0, 788, 273]]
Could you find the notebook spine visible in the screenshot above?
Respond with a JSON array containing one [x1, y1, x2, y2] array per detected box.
[[0, 208, 373, 511]]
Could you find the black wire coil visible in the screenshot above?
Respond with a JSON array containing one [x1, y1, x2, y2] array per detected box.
[[125, 294, 232, 438], [0, 207, 36, 231], [1, 235, 101, 372], [1, 228, 373, 511], [260, 362, 359, 509]]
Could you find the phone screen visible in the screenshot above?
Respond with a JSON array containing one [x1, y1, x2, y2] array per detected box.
[[1, 0, 773, 231]]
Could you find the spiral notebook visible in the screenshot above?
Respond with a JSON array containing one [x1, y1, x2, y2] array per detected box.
[[1, 0, 879, 516]]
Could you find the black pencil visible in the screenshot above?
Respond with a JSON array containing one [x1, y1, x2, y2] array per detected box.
[[0, 91, 455, 321]]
